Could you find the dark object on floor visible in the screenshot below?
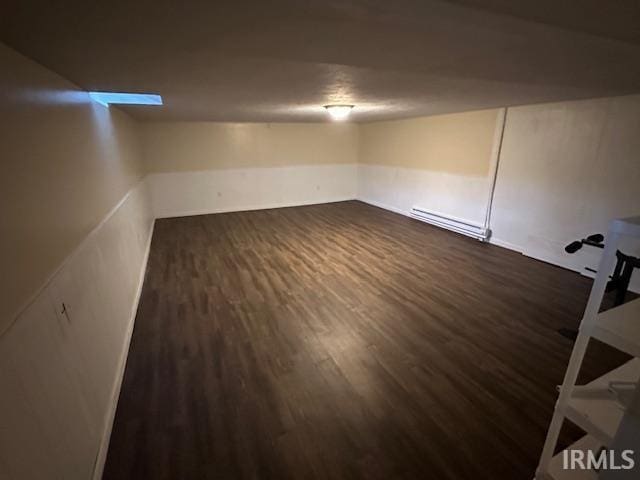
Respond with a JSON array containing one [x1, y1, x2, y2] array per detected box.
[[564, 233, 605, 254], [607, 251, 640, 306], [565, 233, 638, 307], [560, 233, 639, 343]]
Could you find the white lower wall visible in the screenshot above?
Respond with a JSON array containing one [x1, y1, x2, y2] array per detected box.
[[149, 163, 359, 218], [0, 179, 154, 480], [357, 164, 491, 225]]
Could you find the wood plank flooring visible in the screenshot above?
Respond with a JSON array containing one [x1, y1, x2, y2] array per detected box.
[[103, 201, 628, 479]]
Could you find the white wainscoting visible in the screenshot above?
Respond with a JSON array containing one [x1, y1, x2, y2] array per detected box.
[[357, 164, 491, 226], [0, 179, 154, 480], [148, 164, 359, 218]]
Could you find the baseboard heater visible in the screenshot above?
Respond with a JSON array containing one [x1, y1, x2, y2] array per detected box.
[[409, 206, 489, 241]]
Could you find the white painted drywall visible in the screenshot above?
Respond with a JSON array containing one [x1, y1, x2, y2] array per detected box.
[[149, 164, 358, 219], [357, 164, 493, 222], [490, 95, 640, 290]]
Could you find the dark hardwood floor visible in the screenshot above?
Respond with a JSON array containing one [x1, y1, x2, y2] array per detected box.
[[103, 200, 627, 480]]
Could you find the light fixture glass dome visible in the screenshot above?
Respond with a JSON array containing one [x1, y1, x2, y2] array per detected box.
[[324, 104, 354, 121]]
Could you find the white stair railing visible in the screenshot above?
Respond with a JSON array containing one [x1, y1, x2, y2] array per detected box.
[[536, 216, 640, 480]]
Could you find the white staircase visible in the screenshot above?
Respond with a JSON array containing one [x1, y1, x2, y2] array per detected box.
[[536, 216, 640, 480]]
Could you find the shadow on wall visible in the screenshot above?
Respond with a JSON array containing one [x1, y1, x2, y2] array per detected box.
[[0, 42, 144, 331]]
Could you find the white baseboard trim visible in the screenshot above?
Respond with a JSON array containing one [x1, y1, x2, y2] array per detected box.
[[92, 220, 155, 480], [495, 240, 640, 293], [156, 196, 357, 219], [356, 197, 409, 217], [488, 237, 524, 253]]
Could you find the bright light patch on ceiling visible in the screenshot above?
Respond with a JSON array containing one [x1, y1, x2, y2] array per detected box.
[[89, 92, 163, 107], [324, 104, 354, 121]]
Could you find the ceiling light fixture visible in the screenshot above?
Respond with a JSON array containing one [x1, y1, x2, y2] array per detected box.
[[89, 91, 163, 107], [324, 104, 354, 121]]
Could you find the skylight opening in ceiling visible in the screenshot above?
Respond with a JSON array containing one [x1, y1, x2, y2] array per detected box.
[[89, 92, 163, 107]]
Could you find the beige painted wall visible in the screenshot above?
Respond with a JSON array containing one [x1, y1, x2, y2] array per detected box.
[[358, 109, 500, 176], [0, 43, 144, 328], [143, 122, 359, 172]]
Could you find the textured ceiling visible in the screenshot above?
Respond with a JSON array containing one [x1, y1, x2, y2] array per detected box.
[[2, 0, 640, 122]]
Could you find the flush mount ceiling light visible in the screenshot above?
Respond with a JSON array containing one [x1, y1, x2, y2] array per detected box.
[[89, 91, 163, 107], [324, 104, 354, 121]]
